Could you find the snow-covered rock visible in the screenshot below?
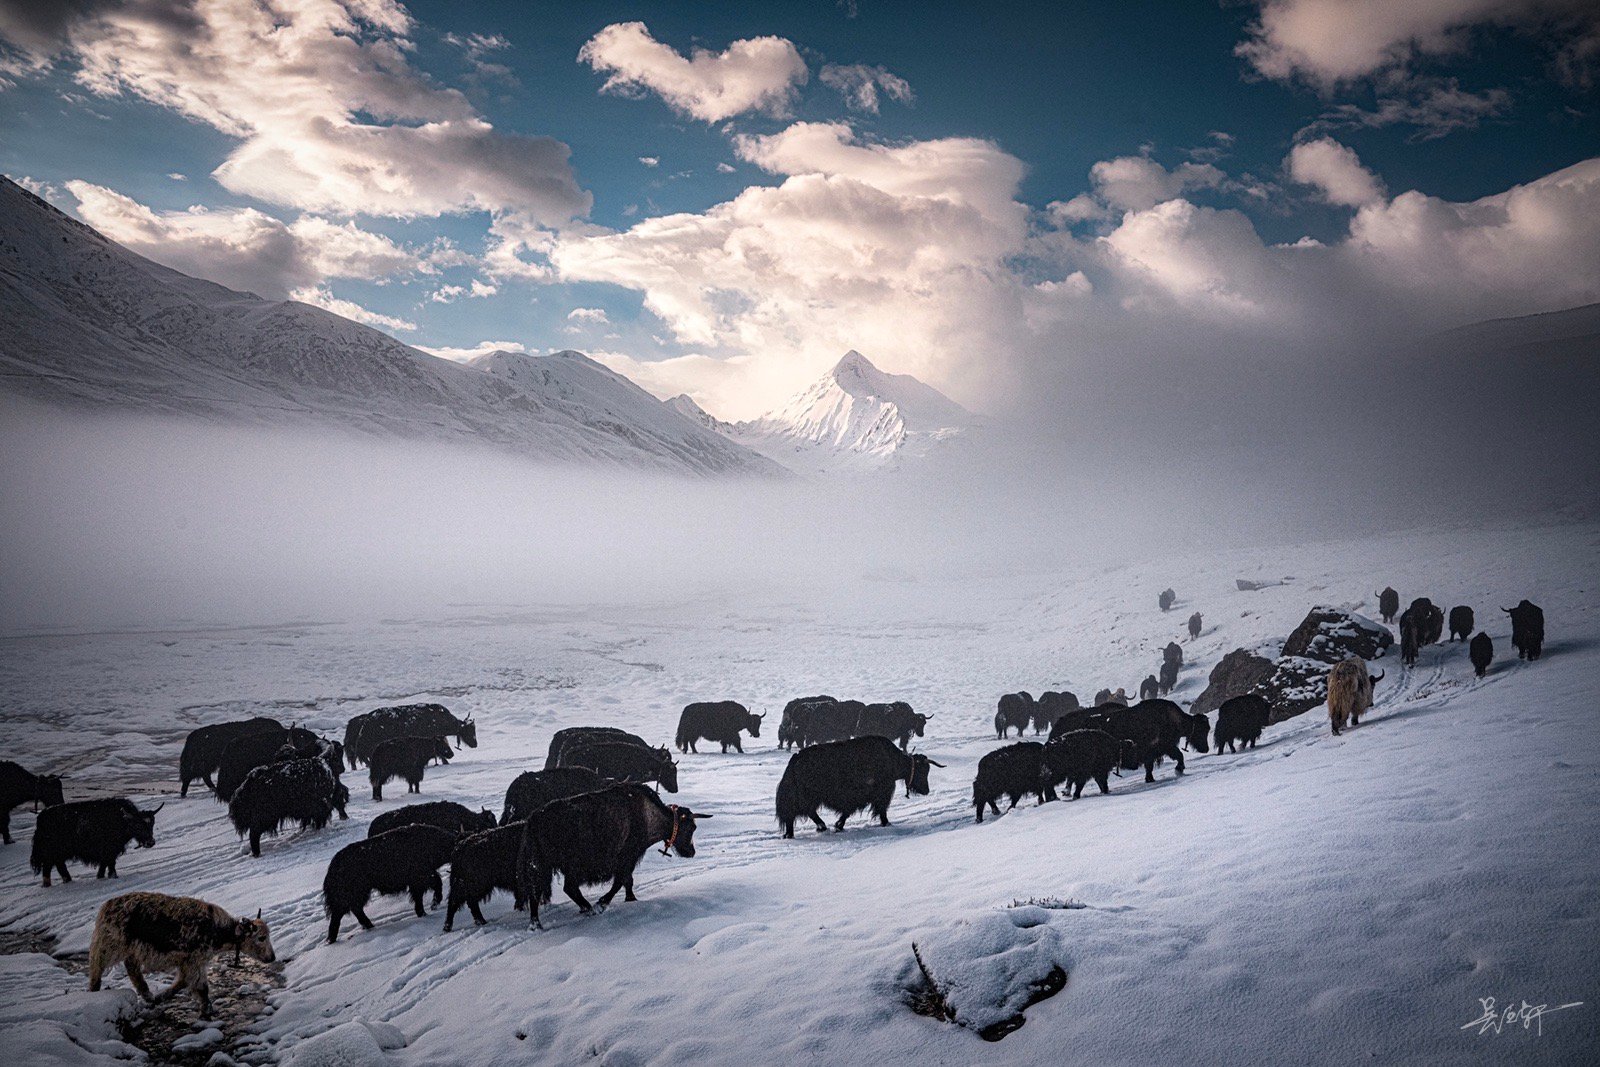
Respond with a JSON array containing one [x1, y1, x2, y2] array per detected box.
[[0, 178, 781, 478], [1281, 607, 1393, 663], [910, 908, 1070, 1040]]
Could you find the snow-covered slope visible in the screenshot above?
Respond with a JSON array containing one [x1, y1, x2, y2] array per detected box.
[[2, 518, 1595, 1065], [733, 351, 975, 471], [0, 178, 779, 478]]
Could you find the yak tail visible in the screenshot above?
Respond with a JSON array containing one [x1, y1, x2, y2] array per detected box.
[[775, 769, 797, 827], [532, 856, 553, 907], [86, 915, 111, 992], [674, 721, 690, 751]]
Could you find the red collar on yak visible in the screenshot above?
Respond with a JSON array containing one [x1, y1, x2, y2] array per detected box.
[[660, 805, 682, 856]]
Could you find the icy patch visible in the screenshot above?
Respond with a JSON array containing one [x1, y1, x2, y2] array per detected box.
[[907, 907, 1070, 1040]]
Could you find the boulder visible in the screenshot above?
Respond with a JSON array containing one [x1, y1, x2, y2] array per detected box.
[[1191, 648, 1276, 716], [1258, 656, 1332, 723], [1281, 607, 1393, 663]]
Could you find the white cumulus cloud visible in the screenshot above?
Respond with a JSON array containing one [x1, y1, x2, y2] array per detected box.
[[578, 21, 807, 122]]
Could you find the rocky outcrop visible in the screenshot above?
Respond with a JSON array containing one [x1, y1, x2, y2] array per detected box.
[[1191, 648, 1277, 716], [1281, 607, 1393, 663]]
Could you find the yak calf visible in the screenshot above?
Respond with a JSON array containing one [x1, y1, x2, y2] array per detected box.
[[89, 892, 274, 1018]]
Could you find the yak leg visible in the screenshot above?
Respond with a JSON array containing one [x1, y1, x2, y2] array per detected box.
[[468, 900, 488, 926], [191, 971, 213, 1019], [734, 737, 744, 753], [989, 799, 1002, 816], [1170, 745, 1186, 776], [430, 872, 444, 908], [1042, 785, 1058, 803], [353, 906, 375, 930], [808, 811, 828, 834], [1096, 773, 1110, 794], [409, 884, 427, 917], [250, 829, 262, 857], [833, 811, 850, 832], [442, 899, 461, 932], [123, 959, 154, 1001], [562, 874, 594, 914], [203, 772, 215, 789], [1144, 758, 1156, 784], [1072, 777, 1085, 800], [974, 802, 984, 823]]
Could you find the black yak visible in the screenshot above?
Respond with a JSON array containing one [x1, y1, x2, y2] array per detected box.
[[214, 726, 320, 802], [1163, 641, 1184, 668], [972, 742, 1055, 822], [323, 824, 458, 942], [1376, 587, 1399, 624], [88, 892, 274, 1018], [348, 704, 477, 768], [369, 800, 495, 839], [443, 823, 528, 931], [1448, 606, 1475, 642], [0, 760, 65, 844], [775, 736, 942, 837], [1158, 659, 1179, 696], [1095, 699, 1208, 783], [1188, 612, 1203, 640], [1092, 688, 1113, 706], [1039, 729, 1133, 800], [500, 767, 610, 826], [1469, 631, 1494, 677], [799, 699, 863, 746], [229, 757, 349, 857], [1047, 705, 1117, 741], [1399, 602, 1428, 666], [31, 798, 159, 886], [1139, 675, 1160, 701], [1503, 600, 1545, 660], [561, 741, 679, 793], [675, 701, 764, 754], [1406, 597, 1444, 646], [517, 783, 710, 929], [1158, 588, 1176, 612], [369, 736, 453, 801], [544, 726, 651, 769], [995, 692, 1033, 739], [854, 702, 931, 750], [777, 696, 836, 749], [179, 717, 282, 797], [1213, 694, 1271, 753], [1031, 691, 1079, 735], [1327, 657, 1384, 735]]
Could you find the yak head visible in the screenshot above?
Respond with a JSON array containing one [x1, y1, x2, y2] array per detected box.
[[129, 803, 161, 849], [474, 808, 497, 832], [1184, 713, 1211, 754], [33, 774, 64, 812], [431, 736, 454, 763], [656, 750, 680, 794], [664, 805, 711, 858], [906, 753, 946, 797], [233, 911, 276, 965], [458, 718, 478, 749], [746, 711, 764, 739]]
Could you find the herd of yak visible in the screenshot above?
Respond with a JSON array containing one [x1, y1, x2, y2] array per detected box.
[[0, 588, 1547, 1019]]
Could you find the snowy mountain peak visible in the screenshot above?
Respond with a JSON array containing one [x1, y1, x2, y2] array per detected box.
[[728, 350, 974, 471]]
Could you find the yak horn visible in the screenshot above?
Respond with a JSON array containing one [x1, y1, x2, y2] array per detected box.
[[150, 803, 164, 814], [927, 759, 947, 768], [256, 908, 262, 919]]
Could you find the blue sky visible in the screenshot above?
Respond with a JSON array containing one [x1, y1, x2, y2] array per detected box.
[[2, 0, 1598, 416]]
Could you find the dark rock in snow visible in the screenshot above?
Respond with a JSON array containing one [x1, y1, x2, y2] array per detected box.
[[1281, 607, 1393, 664], [1191, 648, 1276, 717]]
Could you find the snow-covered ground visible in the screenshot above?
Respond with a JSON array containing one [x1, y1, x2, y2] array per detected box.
[[1, 519, 1596, 1065]]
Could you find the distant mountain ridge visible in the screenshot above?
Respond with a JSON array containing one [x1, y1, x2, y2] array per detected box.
[[0, 177, 781, 477]]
